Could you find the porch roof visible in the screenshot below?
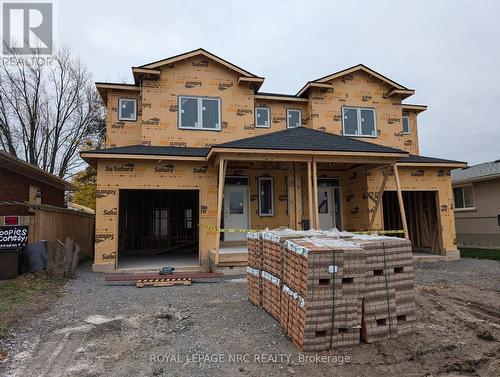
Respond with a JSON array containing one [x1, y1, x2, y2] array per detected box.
[[213, 127, 407, 154], [399, 154, 466, 167]]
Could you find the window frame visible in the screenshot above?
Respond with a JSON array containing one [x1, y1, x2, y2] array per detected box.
[[402, 114, 410, 134], [255, 107, 270, 128], [453, 184, 475, 211], [341, 106, 377, 138], [152, 208, 169, 237], [258, 177, 274, 217], [118, 98, 138, 122], [178, 95, 222, 131], [286, 109, 302, 129]]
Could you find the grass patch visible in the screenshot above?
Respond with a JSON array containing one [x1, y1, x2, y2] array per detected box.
[[0, 272, 64, 337], [459, 248, 500, 261]]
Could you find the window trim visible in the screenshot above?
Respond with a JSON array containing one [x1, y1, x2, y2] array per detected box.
[[118, 98, 138, 122], [178, 95, 222, 131], [341, 106, 377, 138], [453, 184, 475, 211], [402, 115, 410, 135], [286, 109, 302, 128], [255, 107, 270, 128], [258, 177, 274, 217]]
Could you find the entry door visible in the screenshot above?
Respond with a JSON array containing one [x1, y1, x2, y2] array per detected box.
[[318, 186, 336, 230], [224, 186, 249, 241]]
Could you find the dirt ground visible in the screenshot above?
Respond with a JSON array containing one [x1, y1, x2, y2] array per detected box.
[[0, 258, 499, 377]]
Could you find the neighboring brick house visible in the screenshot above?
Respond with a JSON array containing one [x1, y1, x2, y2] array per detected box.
[[0, 151, 75, 225], [452, 160, 500, 249], [81, 48, 466, 272]]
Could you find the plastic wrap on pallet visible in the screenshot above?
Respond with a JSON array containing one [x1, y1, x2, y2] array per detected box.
[[247, 266, 260, 276], [282, 284, 305, 308], [247, 231, 263, 240], [261, 270, 280, 286]]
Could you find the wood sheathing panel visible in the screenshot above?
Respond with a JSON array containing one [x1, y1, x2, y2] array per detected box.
[[307, 71, 419, 155], [94, 159, 218, 268], [105, 91, 142, 148], [366, 166, 456, 254]]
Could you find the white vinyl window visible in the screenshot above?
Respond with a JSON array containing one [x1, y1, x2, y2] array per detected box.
[[402, 115, 410, 134], [287, 109, 302, 128], [453, 185, 475, 210], [255, 107, 270, 128], [179, 96, 221, 130], [258, 177, 274, 216], [342, 107, 377, 137], [118, 98, 137, 121]]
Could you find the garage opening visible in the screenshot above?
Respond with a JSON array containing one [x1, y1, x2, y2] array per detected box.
[[382, 191, 443, 255], [117, 189, 199, 269]]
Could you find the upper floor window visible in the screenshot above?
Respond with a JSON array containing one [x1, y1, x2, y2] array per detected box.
[[179, 96, 221, 130], [255, 107, 270, 128], [453, 185, 475, 210], [402, 114, 410, 134], [287, 109, 302, 128], [118, 98, 137, 121], [342, 107, 376, 137]]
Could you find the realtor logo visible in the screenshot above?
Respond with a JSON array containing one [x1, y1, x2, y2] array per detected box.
[[2, 1, 53, 55]]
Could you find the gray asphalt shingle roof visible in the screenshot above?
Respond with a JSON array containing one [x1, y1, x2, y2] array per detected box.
[[401, 154, 466, 164], [215, 127, 407, 154], [82, 145, 210, 157], [452, 160, 500, 183]]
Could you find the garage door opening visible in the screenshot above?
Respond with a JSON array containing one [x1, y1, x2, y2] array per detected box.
[[117, 189, 199, 270], [382, 191, 443, 255]]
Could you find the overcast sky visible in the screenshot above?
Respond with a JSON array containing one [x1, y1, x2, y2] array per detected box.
[[58, 0, 500, 165]]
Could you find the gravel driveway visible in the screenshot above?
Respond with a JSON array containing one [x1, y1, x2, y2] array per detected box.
[[1, 258, 499, 377]]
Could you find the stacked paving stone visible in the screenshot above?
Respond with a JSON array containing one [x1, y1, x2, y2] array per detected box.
[[246, 228, 415, 351]]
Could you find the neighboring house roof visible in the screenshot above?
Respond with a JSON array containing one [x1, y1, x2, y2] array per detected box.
[[0, 150, 76, 191], [400, 154, 466, 165], [214, 127, 407, 154], [82, 145, 211, 158], [451, 160, 500, 184]]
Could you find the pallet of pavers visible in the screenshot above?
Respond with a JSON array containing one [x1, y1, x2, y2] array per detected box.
[[261, 270, 281, 320], [283, 237, 365, 351], [348, 235, 414, 342], [247, 232, 264, 307]]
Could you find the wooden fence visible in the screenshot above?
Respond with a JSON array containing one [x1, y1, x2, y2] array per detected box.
[[28, 207, 95, 258]]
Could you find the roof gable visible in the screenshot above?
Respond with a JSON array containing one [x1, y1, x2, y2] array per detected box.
[[139, 48, 260, 78], [313, 64, 409, 90]]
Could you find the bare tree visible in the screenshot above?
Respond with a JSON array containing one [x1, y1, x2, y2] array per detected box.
[[0, 47, 105, 178]]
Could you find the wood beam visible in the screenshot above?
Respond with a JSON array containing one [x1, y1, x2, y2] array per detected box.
[[312, 158, 320, 229], [393, 163, 409, 239], [307, 161, 314, 229], [294, 162, 302, 229], [215, 159, 227, 264], [287, 163, 296, 229], [369, 165, 390, 229]]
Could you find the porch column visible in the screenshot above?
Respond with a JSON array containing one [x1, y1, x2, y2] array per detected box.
[[393, 163, 409, 239], [294, 162, 302, 229], [307, 161, 314, 229], [312, 158, 320, 229], [215, 158, 227, 264], [287, 163, 296, 229]]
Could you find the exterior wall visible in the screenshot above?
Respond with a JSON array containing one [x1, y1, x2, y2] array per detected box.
[[94, 159, 218, 271], [367, 166, 457, 254], [307, 71, 419, 155], [105, 91, 142, 148], [104, 60, 418, 152], [454, 178, 500, 248], [0, 167, 65, 217]]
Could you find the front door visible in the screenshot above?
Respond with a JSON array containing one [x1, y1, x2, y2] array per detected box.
[[317, 184, 342, 230], [318, 186, 335, 230], [224, 186, 249, 241]]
